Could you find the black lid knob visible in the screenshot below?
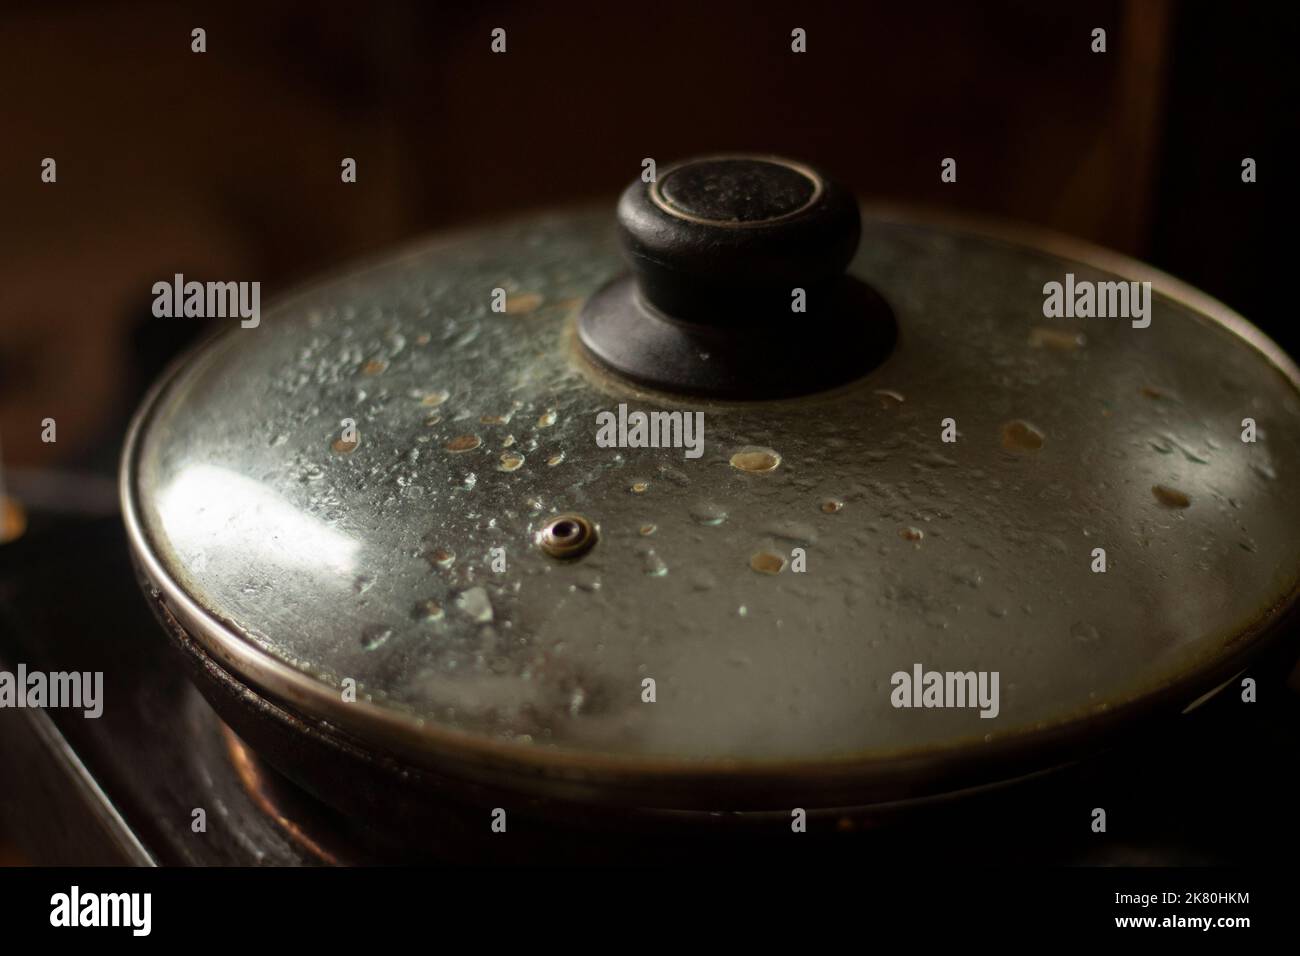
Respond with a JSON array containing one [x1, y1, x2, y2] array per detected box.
[[578, 154, 895, 399], [618, 156, 861, 324]]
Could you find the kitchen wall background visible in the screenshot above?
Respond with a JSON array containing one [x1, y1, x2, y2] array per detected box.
[[0, 0, 1289, 468]]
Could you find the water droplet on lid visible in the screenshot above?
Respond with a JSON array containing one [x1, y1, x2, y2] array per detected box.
[[899, 527, 924, 542], [689, 501, 727, 525], [499, 452, 525, 472], [657, 465, 691, 486], [504, 292, 544, 314], [332, 431, 360, 454], [427, 547, 456, 568], [1150, 433, 1208, 465], [820, 498, 845, 513], [411, 600, 444, 622], [445, 435, 482, 453], [455, 587, 494, 623], [547, 452, 565, 467], [1001, 420, 1045, 452], [1152, 484, 1191, 508], [421, 389, 449, 407], [639, 523, 657, 536], [730, 447, 781, 473], [874, 389, 905, 408], [361, 359, 387, 376], [537, 409, 557, 427], [639, 547, 668, 576], [1028, 326, 1086, 351], [630, 481, 650, 495], [360, 625, 393, 650], [750, 551, 786, 574]]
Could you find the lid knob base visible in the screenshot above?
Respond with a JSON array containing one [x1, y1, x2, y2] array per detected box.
[[577, 154, 896, 398]]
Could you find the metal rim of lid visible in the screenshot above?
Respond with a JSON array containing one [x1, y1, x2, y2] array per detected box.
[[119, 203, 1300, 809]]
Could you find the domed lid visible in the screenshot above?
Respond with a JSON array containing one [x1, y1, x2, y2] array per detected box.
[[122, 156, 1300, 809]]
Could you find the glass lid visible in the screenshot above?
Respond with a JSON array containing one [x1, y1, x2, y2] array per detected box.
[[122, 196, 1300, 796]]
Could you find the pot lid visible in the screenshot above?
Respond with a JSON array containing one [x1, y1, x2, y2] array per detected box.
[[122, 156, 1300, 808]]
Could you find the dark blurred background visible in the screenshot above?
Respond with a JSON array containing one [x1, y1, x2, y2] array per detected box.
[[0, 0, 1293, 476]]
